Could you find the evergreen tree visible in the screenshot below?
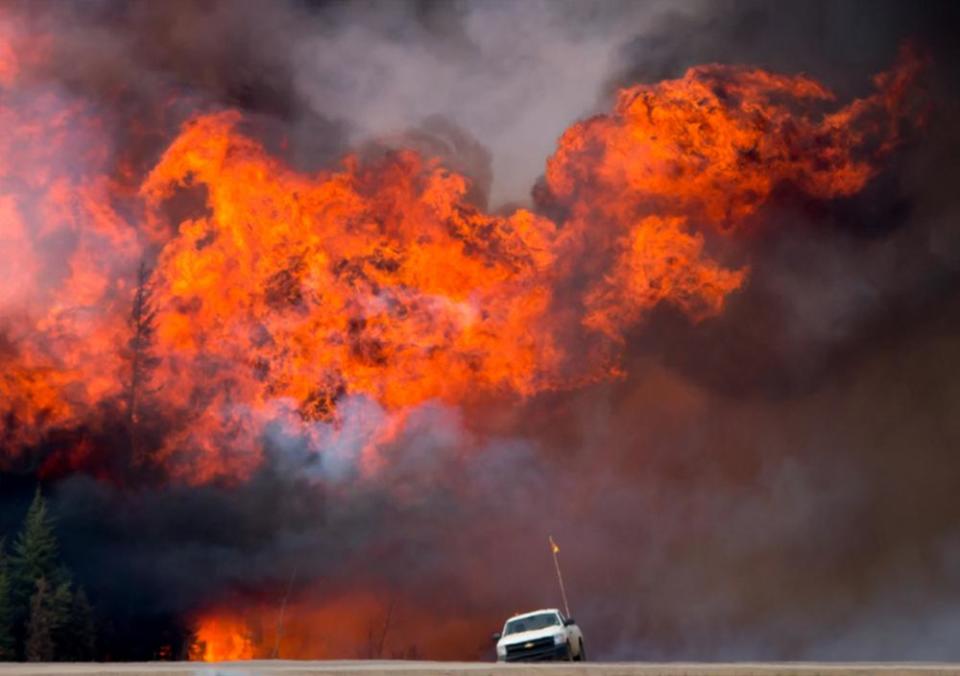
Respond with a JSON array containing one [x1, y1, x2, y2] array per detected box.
[[25, 578, 55, 662], [11, 489, 59, 592], [59, 587, 95, 661], [0, 540, 15, 660], [49, 579, 72, 661], [25, 577, 72, 662], [5, 489, 98, 660], [10, 489, 60, 657]]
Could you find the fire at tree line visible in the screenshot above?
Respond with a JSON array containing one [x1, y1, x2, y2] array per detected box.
[[0, 265, 156, 662], [0, 263, 417, 662], [0, 267, 192, 662], [0, 490, 217, 662]]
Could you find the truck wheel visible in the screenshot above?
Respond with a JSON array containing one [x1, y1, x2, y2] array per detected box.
[[575, 640, 586, 662]]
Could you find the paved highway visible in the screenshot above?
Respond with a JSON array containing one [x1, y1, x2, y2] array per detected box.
[[1, 662, 960, 676]]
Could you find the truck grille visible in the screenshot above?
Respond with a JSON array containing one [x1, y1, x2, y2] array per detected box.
[[504, 636, 559, 661]]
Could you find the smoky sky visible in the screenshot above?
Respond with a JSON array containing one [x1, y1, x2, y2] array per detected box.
[[3, 0, 960, 662]]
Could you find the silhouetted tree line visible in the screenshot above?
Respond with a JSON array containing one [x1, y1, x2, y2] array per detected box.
[[0, 489, 96, 661]]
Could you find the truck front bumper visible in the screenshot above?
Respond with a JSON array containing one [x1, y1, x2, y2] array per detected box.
[[500, 641, 570, 662]]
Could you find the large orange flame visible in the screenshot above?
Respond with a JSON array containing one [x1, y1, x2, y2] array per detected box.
[[0, 16, 922, 483], [546, 46, 924, 340]]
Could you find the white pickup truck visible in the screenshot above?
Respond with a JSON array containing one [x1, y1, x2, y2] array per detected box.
[[492, 608, 585, 662]]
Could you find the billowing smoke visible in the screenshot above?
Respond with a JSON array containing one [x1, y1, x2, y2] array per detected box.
[[2, 0, 960, 663]]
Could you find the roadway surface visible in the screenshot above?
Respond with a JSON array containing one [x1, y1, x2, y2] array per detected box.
[[2, 663, 960, 675]]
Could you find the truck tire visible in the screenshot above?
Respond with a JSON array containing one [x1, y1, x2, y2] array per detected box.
[[575, 640, 586, 662]]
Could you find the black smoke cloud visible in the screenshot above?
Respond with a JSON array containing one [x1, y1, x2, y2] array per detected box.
[[3, 0, 960, 661]]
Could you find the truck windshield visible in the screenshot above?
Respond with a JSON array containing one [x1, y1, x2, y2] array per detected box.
[[504, 613, 561, 635]]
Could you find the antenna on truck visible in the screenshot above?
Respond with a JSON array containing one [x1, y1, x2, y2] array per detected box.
[[548, 535, 571, 618]]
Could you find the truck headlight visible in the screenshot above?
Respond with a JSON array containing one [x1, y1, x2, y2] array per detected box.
[[553, 633, 566, 646]]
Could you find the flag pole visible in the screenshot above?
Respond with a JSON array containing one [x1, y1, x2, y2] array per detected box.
[[549, 535, 571, 618]]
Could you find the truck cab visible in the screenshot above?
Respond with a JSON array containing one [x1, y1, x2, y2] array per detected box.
[[492, 608, 585, 662]]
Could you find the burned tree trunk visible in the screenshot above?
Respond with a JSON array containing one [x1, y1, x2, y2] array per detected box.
[[126, 260, 159, 465]]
